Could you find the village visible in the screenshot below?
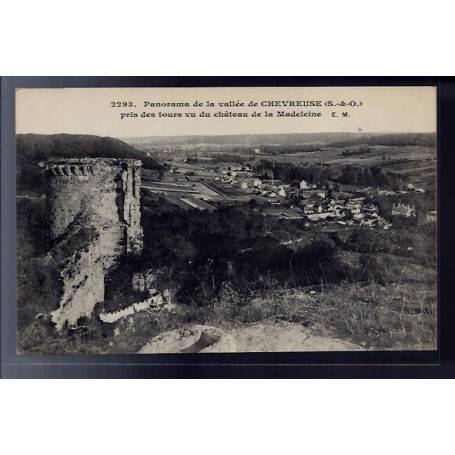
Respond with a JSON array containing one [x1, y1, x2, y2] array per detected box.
[[141, 155, 434, 229], [15, 131, 438, 358]]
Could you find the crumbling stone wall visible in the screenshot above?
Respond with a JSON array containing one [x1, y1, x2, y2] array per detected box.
[[44, 158, 143, 329]]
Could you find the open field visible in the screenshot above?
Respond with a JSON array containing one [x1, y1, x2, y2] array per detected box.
[[257, 145, 436, 187], [133, 132, 437, 190], [142, 166, 251, 211]]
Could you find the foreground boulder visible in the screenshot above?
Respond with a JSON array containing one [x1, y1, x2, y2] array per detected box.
[[139, 321, 365, 353], [138, 325, 237, 353]]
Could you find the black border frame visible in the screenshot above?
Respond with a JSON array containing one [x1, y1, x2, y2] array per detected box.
[[1, 76, 453, 378]]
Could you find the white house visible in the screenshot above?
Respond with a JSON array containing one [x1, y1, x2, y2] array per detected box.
[[300, 179, 309, 190], [392, 202, 416, 217]]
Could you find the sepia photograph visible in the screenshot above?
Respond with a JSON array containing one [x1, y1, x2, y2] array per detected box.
[[2, 1, 455, 453], [15, 86, 437, 354]]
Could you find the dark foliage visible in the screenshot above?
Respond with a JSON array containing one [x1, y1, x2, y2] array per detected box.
[[138, 195, 354, 306], [253, 160, 332, 185], [253, 158, 412, 189]]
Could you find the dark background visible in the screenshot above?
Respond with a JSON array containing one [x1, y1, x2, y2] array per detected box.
[[1, 76, 453, 378]]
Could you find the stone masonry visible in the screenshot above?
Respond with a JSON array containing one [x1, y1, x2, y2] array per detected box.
[[44, 158, 143, 329]]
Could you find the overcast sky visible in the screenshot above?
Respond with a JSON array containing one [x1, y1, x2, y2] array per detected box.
[[16, 86, 436, 137]]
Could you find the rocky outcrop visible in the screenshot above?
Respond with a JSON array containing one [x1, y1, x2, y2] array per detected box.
[[139, 321, 366, 353], [44, 158, 143, 330], [138, 325, 237, 354]]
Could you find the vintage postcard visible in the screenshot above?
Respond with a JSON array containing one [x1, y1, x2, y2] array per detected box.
[[15, 86, 437, 354]]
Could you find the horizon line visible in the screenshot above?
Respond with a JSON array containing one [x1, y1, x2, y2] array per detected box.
[[16, 130, 437, 139]]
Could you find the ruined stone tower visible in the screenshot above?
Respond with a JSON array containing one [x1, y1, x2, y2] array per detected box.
[[44, 158, 143, 329]]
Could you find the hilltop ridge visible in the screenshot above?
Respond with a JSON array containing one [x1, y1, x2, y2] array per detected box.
[[123, 132, 436, 147]]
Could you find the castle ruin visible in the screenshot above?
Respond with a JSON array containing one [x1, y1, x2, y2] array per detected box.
[[44, 158, 143, 329]]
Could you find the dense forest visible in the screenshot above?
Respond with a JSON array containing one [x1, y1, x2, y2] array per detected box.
[[124, 194, 343, 306], [118, 193, 436, 309]]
